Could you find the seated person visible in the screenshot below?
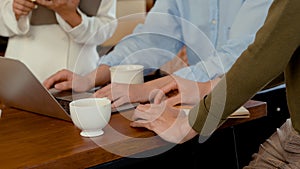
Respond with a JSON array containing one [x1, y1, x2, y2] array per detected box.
[[130, 0, 300, 167], [43, 0, 273, 108]]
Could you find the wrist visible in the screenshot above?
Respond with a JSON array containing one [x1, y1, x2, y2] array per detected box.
[[86, 74, 96, 89], [91, 65, 111, 87], [59, 11, 82, 27]]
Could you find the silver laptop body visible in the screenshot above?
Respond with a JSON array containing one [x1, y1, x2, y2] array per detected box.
[[0, 57, 136, 121], [0, 57, 72, 121]]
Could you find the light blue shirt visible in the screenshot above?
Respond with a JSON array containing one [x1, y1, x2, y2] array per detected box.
[[99, 0, 273, 82]]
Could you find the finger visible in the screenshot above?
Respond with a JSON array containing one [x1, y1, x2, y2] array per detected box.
[[130, 120, 151, 129], [133, 104, 166, 122], [43, 77, 56, 89], [110, 83, 130, 101], [16, 0, 36, 8], [160, 79, 178, 93], [43, 79, 53, 89], [111, 97, 128, 108], [130, 120, 156, 132], [153, 81, 178, 104], [153, 90, 166, 104], [131, 107, 152, 121], [30, 0, 38, 8], [93, 91, 112, 100], [93, 86, 112, 99], [14, 4, 32, 12], [135, 104, 151, 112], [30, 0, 38, 9], [100, 83, 112, 92], [13, 8, 29, 16], [43, 70, 70, 89], [94, 84, 125, 102], [13, 2, 34, 14], [165, 95, 182, 106], [53, 81, 73, 91], [36, 0, 53, 6]]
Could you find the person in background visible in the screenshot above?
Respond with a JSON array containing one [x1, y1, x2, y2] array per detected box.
[[0, 0, 116, 81], [130, 0, 300, 167], [44, 0, 273, 109]]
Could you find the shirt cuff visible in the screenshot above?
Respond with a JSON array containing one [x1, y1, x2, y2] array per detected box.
[[188, 98, 209, 133], [56, 9, 85, 34], [173, 67, 211, 82], [188, 95, 227, 140], [4, 0, 29, 34]]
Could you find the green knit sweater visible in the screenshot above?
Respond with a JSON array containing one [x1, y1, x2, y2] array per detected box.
[[189, 0, 300, 137]]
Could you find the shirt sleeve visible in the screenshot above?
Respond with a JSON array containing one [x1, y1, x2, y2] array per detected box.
[[188, 0, 300, 141], [56, 0, 117, 45], [98, 0, 184, 73], [173, 0, 274, 82], [0, 0, 30, 36]]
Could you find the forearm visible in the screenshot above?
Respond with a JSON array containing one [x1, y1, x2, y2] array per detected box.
[[57, 10, 82, 28], [189, 0, 300, 134], [0, 0, 30, 36], [86, 64, 111, 88], [56, 0, 116, 45], [173, 59, 226, 82], [146, 75, 174, 90], [99, 33, 182, 71]]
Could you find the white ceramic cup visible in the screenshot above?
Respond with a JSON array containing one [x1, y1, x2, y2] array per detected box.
[[109, 64, 144, 84], [69, 98, 111, 137]]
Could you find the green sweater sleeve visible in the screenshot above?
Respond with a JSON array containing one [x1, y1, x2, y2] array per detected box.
[[189, 0, 300, 136]]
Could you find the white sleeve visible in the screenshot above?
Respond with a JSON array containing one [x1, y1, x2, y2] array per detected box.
[[98, 0, 184, 73], [56, 0, 117, 45], [0, 0, 30, 36]]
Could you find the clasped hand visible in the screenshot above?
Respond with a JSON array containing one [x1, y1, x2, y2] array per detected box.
[[13, 0, 79, 22], [130, 102, 198, 144]]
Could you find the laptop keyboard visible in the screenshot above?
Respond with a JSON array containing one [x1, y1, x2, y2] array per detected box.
[[55, 98, 71, 114]]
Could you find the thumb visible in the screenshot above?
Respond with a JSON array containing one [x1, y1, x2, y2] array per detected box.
[[165, 95, 181, 107], [153, 81, 178, 104], [54, 81, 73, 91], [153, 89, 166, 104]]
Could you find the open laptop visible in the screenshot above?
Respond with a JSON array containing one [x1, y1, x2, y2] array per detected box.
[[0, 57, 136, 122]]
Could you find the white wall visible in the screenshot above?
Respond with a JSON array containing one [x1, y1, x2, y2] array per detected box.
[[102, 0, 146, 46], [116, 0, 146, 18]]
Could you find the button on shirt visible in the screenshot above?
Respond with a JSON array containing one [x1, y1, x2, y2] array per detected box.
[[99, 0, 273, 82]]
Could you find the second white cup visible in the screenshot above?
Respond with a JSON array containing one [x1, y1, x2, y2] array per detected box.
[[109, 64, 144, 84]]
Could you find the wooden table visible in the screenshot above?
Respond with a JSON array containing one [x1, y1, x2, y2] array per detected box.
[[0, 100, 266, 169]]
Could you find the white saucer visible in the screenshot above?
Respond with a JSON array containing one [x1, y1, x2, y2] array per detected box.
[[80, 130, 104, 137]]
